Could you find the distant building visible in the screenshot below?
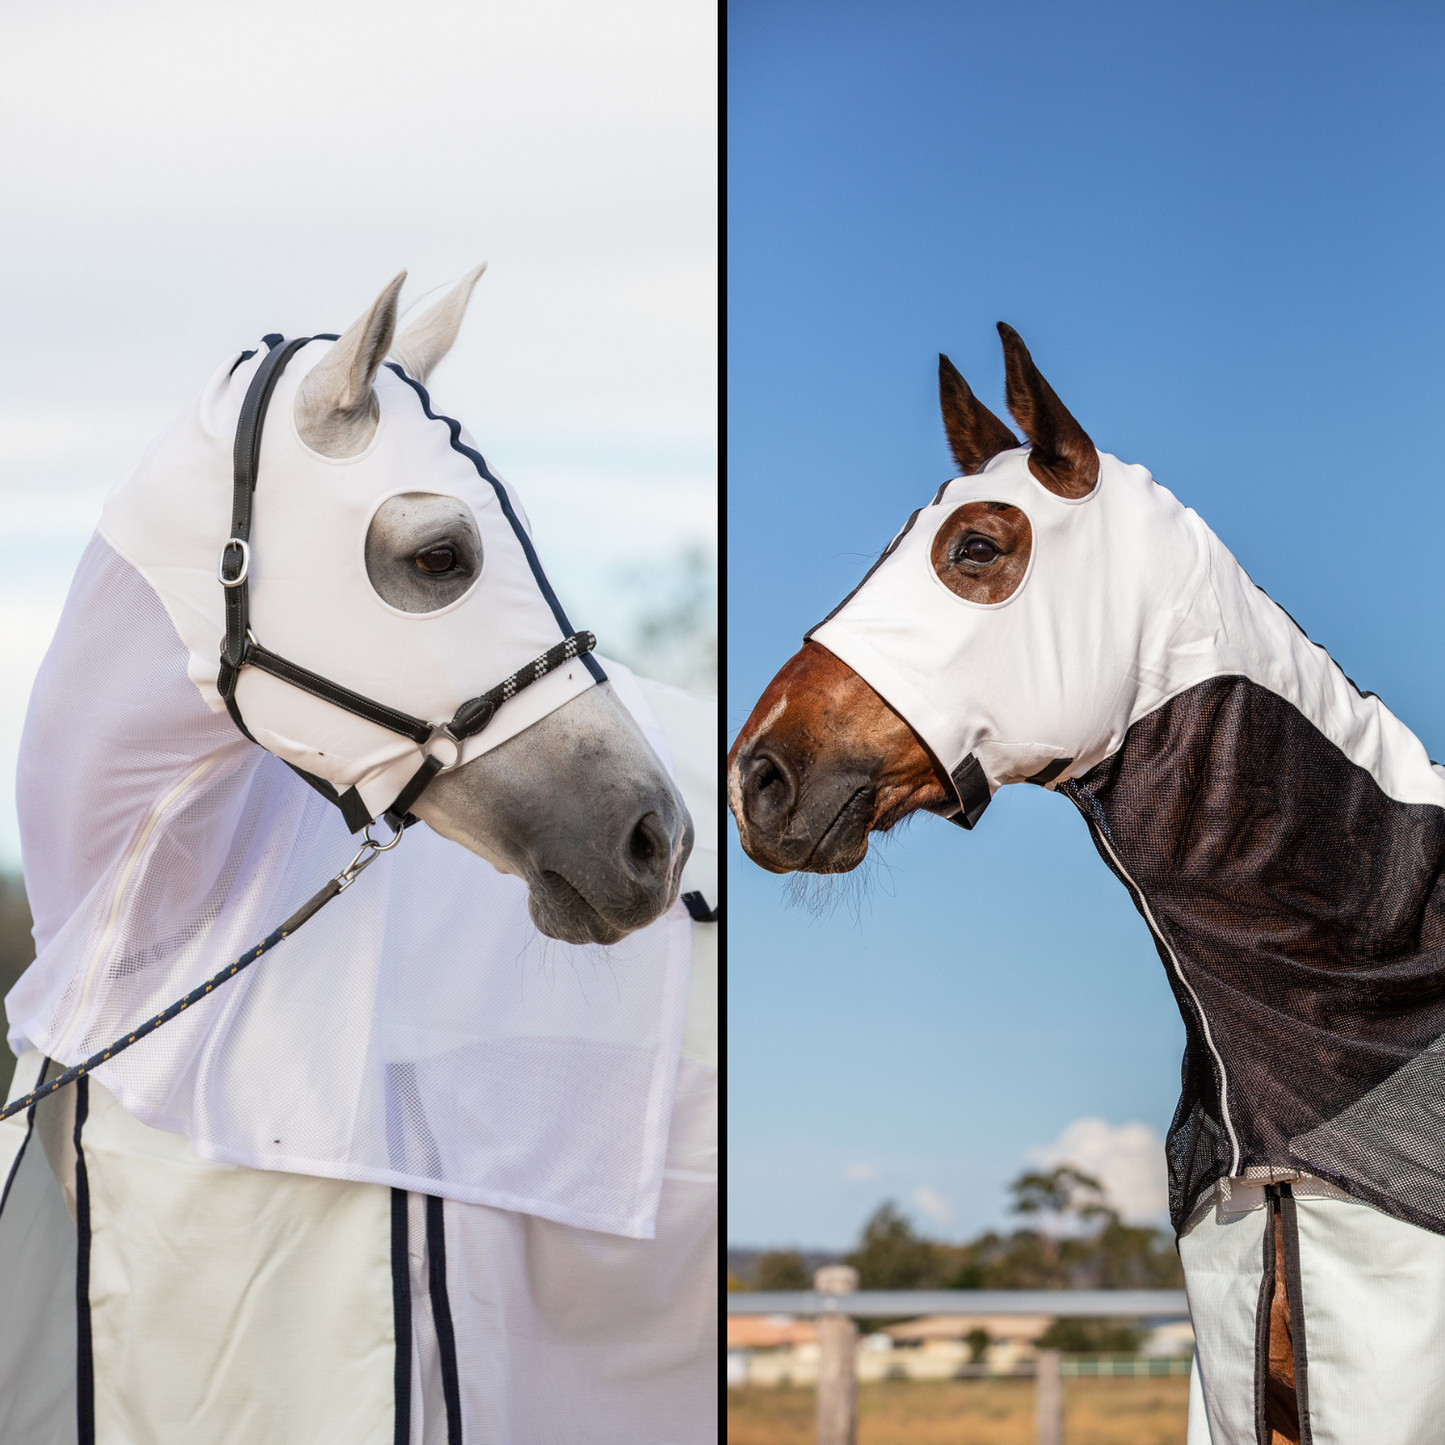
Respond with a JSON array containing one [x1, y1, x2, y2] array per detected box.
[[726, 1312, 1194, 1387]]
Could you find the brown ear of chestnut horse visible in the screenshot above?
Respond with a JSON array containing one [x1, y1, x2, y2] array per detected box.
[[938, 352, 1018, 474], [997, 322, 1098, 499]]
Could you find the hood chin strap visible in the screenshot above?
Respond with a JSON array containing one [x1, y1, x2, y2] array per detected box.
[[215, 336, 596, 832]]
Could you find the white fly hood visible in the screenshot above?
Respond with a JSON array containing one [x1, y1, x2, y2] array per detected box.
[[7, 283, 703, 1240], [102, 337, 601, 822], [811, 445, 1443, 818]]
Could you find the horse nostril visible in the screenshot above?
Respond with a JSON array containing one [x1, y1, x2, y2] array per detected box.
[[743, 748, 797, 822], [626, 811, 671, 888]]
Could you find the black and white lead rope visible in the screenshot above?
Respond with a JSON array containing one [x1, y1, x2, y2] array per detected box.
[[0, 819, 403, 1124], [0, 628, 607, 1126]]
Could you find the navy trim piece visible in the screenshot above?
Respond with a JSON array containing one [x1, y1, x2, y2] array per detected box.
[[391, 1189, 412, 1445], [682, 890, 718, 923], [384, 362, 607, 688], [1253, 1196, 1277, 1445], [425, 1195, 463, 1445], [1277, 1185, 1313, 1444], [228, 348, 257, 378], [75, 1076, 94, 1445], [0, 1054, 48, 1216]]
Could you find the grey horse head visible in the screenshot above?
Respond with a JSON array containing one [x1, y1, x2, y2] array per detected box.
[[295, 270, 694, 945]]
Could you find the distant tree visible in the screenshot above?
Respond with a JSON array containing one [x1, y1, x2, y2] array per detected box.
[[964, 1327, 990, 1364], [1009, 1165, 1110, 1223], [0, 873, 35, 1003], [754, 1250, 811, 1291], [940, 1164, 1184, 1292], [844, 1202, 947, 1289]]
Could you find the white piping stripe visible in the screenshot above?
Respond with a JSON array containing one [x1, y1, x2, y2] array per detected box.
[[1089, 823, 1242, 1176]]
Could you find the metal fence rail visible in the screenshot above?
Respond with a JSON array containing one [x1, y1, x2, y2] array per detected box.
[[728, 1277, 1194, 1445], [727, 1288, 1189, 1317]]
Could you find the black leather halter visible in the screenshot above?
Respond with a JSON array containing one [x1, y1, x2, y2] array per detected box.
[[215, 336, 597, 832]]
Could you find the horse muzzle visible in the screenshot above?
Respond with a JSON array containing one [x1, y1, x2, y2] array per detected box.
[[731, 742, 875, 875]]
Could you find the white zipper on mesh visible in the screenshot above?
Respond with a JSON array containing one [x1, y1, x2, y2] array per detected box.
[[1089, 823, 1242, 1176]]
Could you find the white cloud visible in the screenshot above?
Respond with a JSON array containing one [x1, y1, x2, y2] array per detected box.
[[911, 1185, 953, 1227], [843, 1162, 879, 1183], [1028, 1118, 1169, 1225]]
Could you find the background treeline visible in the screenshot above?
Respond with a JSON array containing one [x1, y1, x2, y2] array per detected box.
[[0, 874, 32, 1005], [729, 1166, 1184, 1353]]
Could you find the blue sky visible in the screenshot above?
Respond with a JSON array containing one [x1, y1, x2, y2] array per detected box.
[[728, 1, 1445, 1247]]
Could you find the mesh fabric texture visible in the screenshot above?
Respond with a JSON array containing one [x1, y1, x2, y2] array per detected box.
[[1063, 676, 1445, 1235], [8, 535, 691, 1238]]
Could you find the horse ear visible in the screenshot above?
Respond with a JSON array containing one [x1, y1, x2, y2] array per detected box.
[[295, 271, 407, 457], [939, 353, 1019, 474], [390, 263, 488, 384], [996, 323, 1098, 498]]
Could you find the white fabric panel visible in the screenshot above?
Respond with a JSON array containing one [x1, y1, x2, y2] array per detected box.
[[1177, 1196, 1266, 1445], [79, 1074, 397, 1445], [1187, 1356, 1215, 1445], [812, 447, 1445, 811], [1, 1044, 715, 1442], [442, 1055, 717, 1445], [405, 1191, 449, 1445], [1180, 1182, 1445, 1442], [1293, 1194, 1445, 1443], [0, 1050, 76, 1445], [99, 341, 597, 816], [8, 536, 692, 1237]]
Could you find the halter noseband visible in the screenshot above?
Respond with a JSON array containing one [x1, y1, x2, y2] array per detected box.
[[215, 336, 596, 832]]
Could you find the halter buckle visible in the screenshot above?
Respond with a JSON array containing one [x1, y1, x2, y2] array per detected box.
[[423, 723, 465, 772], [218, 538, 250, 588]]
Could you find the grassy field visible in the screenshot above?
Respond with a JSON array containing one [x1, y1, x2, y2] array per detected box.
[[727, 1378, 1189, 1445]]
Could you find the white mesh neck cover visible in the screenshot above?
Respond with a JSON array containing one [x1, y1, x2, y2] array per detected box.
[[810, 447, 1445, 815], [102, 339, 602, 822], [8, 348, 698, 1239]]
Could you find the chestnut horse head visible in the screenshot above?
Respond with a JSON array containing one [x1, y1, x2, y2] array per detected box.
[[729, 323, 1205, 873]]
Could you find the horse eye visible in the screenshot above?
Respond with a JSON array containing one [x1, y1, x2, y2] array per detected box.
[[415, 547, 457, 574], [958, 535, 999, 565]]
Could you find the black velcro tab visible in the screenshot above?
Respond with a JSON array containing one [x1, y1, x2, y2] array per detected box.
[[947, 754, 993, 830], [1023, 757, 1074, 788]]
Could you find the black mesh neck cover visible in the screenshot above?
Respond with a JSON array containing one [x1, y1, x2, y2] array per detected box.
[[1061, 675, 1445, 1237]]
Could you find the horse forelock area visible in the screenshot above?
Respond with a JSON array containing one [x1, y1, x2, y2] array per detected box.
[[1063, 675, 1445, 1237]]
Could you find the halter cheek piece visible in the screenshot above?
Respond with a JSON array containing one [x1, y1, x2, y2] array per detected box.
[[215, 336, 596, 832], [0, 334, 600, 1124]]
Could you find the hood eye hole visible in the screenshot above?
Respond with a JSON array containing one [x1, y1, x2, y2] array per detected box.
[[415, 546, 458, 574]]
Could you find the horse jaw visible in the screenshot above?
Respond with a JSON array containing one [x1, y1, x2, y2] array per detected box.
[[413, 684, 695, 945]]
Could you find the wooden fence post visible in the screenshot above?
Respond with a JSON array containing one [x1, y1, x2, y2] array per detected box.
[[1035, 1348, 1064, 1445], [813, 1265, 859, 1445]]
